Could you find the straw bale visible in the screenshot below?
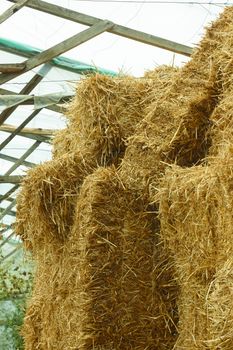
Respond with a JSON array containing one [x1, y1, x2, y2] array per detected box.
[[157, 156, 233, 349], [207, 86, 233, 159], [52, 69, 178, 166], [22, 255, 67, 350], [118, 14, 229, 196], [22, 297, 43, 350], [119, 80, 216, 196], [17, 67, 180, 350], [16, 152, 93, 252], [60, 166, 178, 349], [119, 8, 233, 196]]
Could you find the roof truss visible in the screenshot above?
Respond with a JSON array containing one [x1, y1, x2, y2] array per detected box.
[[0, 0, 193, 257]]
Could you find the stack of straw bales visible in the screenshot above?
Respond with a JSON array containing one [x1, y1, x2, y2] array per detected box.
[[63, 166, 178, 349], [52, 71, 175, 165], [158, 156, 233, 349], [154, 7, 233, 349], [16, 68, 178, 349], [16, 7, 233, 349], [119, 20, 222, 196]]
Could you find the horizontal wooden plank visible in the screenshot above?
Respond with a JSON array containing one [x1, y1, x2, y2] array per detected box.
[[0, 175, 24, 183], [0, 123, 55, 137], [0, 129, 50, 143], [0, 63, 25, 73]]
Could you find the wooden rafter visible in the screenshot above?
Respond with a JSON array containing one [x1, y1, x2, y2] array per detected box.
[[0, 176, 23, 183], [0, 199, 16, 220], [4, 140, 40, 176], [0, 153, 35, 168], [0, 185, 19, 202], [0, 0, 30, 25], [0, 196, 15, 203], [0, 109, 42, 151], [0, 68, 48, 125], [7, 0, 193, 57], [0, 231, 16, 250], [0, 129, 50, 143], [0, 63, 25, 73], [0, 20, 114, 85], [0, 142, 41, 221], [0, 124, 54, 137]]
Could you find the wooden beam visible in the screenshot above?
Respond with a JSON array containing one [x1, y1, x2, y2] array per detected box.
[[0, 141, 40, 222], [0, 66, 52, 153], [0, 123, 55, 137], [7, 0, 193, 57], [0, 0, 30, 25], [0, 175, 24, 183], [0, 199, 16, 220], [0, 224, 12, 234], [0, 125, 51, 143], [0, 108, 42, 151], [0, 63, 25, 73], [1, 246, 22, 263], [0, 20, 114, 85], [0, 70, 46, 125], [0, 185, 19, 202], [0, 141, 40, 219], [0, 231, 16, 249], [0, 195, 15, 203], [4, 140, 41, 176], [0, 152, 35, 168]]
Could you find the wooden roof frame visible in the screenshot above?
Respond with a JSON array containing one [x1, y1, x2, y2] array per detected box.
[[0, 0, 193, 255]]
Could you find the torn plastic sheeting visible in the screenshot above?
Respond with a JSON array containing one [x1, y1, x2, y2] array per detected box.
[[0, 92, 74, 110], [34, 92, 73, 109], [0, 95, 31, 109]]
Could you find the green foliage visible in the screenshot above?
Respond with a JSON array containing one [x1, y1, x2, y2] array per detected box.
[[4, 300, 26, 350], [0, 246, 34, 350]]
